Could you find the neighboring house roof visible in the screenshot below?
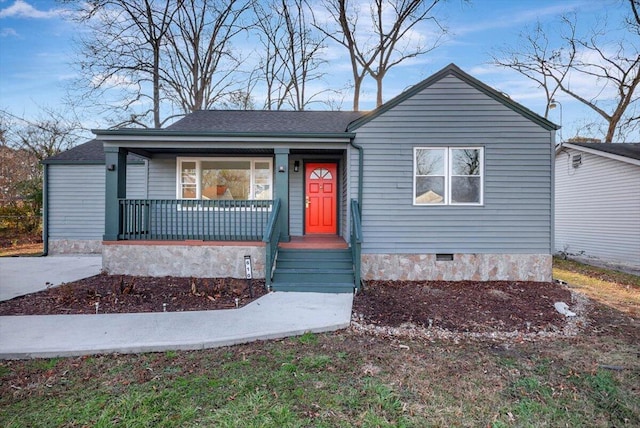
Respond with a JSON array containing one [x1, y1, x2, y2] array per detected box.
[[43, 139, 144, 164], [348, 63, 559, 132], [560, 142, 640, 166], [564, 142, 640, 161], [166, 110, 365, 133]]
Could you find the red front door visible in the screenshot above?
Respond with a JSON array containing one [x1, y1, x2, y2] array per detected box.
[[305, 163, 337, 234]]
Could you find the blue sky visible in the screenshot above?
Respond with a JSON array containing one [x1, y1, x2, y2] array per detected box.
[[0, 0, 635, 142]]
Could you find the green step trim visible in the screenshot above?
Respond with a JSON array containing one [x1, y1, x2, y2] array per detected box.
[[277, 260, 353, 269], [277, 250, 352, 261], [271, 282, 355, 293]]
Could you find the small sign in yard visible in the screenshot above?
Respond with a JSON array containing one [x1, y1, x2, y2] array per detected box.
[[244, 255, 254, 298]]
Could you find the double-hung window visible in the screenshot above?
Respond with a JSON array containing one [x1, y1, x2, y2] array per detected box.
[[413, 147, 483, 205], [177, 158, 272, 200]]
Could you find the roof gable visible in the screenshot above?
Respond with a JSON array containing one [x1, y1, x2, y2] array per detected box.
[[347, 63, 559, 132]]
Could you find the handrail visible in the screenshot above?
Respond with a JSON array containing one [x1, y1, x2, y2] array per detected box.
[[350, 198, 363, 292], [262, 198, 281, 290], [118, 199, 273, 241]]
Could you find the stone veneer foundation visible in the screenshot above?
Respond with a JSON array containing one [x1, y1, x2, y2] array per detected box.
[[361, 253, 552, 282], [102, 242, 266, 278], [49, 239, 103, 255]]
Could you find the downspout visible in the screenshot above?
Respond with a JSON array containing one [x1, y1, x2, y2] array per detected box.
[[41, 163, 49, 256], [349, 139, 364, 215]]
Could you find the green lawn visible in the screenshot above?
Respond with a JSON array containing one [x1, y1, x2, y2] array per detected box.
[[2, 261, 639, 427]]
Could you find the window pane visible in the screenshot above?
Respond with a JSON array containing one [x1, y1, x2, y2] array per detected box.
[[451, 176, 480, 203], [181, 161, 197, 199], [415, 177, 445, 204], [254, 162, 272, 200], [201, 161, 250, 200], [452, 149, 480, 176], [416, 149, 444, 175]]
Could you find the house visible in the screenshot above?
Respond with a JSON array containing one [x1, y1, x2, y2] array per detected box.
[[555, 142, 640, 269], [43, 64, 558, 292]]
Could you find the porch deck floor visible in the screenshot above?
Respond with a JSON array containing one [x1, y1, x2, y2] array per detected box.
[[280, 235, 348, 249]]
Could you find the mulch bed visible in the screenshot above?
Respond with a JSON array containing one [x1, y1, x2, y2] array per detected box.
[[0, 274, 267, 316], [0, 274, 576, 335], [353, 280, 573, 333]]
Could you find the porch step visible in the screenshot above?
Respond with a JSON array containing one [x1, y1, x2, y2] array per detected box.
[[271, 282, 355, 293], [271, 249, 355, 293]]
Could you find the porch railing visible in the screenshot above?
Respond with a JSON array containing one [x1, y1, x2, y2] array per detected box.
[[350, 198, 363, 292], [262, 199, 281, 290], [118, 199, 273, 241]]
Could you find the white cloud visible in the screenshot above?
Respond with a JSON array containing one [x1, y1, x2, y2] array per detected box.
[[0, 0, 66, 19], [0, 26, 17, 36], [91, 74, 137, 91], [451, 1, 586, 37]]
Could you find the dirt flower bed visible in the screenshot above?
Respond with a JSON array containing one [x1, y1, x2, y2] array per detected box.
[[0, 275, 579, 338], [353, 280, 574, 334], [0, 274, 267, 315]]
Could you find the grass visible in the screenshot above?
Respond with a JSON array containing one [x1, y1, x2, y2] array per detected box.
[[1, 332, 638, 427], [1, 258, 638, 427], [553, 256, 640, 317]]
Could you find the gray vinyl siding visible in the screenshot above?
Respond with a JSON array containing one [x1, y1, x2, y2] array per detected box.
[[555, 148, 640, 267], [48, 163, 147, 239], [350, 74, 554, 254], [148, 156, 177, 198], [289, 156, 304, 236]]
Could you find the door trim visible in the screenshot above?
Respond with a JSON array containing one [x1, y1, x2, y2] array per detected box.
[[304, 162, 339, 235]]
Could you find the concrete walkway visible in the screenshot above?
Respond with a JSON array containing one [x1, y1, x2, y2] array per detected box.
[[0, 255, 102, 301], [0, 292, 353, 359]]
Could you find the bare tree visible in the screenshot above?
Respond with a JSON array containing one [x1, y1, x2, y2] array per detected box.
[[0, 109, 83, 162], [314, 0, 447, 110], [73, 0, 182, 128], [253, 0, 329, 110], [0, 108, 84, 215], [492, 22, 567, 119], [164, 0, 251, 113], [493, 3, 640, 142]]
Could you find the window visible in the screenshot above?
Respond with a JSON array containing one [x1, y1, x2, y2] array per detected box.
[[414, 147, 483, 205], [177, 158, 272, 200]]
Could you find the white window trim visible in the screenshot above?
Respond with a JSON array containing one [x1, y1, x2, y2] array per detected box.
[[413, 146, 484, 206], [176, 156, 273, 200]]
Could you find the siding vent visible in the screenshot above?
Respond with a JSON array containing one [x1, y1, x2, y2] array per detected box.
[[572, 154, 582, 168], [436, 253, 454, 261]]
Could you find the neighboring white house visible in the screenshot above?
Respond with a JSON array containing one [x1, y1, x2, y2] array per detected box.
[[555, 142, 640, 269]]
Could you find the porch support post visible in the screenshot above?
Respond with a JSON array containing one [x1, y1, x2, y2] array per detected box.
[[274, 148, 290, 242], [104, 146, 127, 241]]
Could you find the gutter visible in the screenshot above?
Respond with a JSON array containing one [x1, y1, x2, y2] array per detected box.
[[42, 163, 49, 256], [349, 139, 364, 214]]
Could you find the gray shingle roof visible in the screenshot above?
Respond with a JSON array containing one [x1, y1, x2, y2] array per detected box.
[[569, 142, 640, 161], [166, 110, 365, 133]]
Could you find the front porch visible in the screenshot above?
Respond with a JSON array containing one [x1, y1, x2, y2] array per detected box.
[[96, 116, 363, 292], [103, 194, 362, 293]]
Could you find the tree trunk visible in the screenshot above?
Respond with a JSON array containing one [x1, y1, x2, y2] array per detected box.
[[353, 78, 361, 111], [376, 76, 383, 107], [153, 44, 161, 128]]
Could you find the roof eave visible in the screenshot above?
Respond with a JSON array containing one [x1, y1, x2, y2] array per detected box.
[[93, 129, 356, 141]]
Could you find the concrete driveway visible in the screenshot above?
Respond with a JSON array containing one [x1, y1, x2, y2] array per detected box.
[[0, 256, 102, 301]]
